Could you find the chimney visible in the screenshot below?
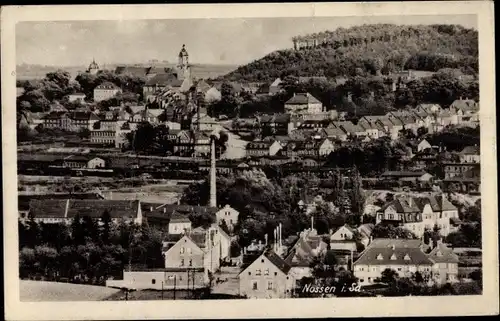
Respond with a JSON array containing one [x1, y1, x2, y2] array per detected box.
[[265, 234, 268, 246], [274, 228, 277, 252], [391, 244, 396, 250], [279, 223, 283, 248], [163, 207, 166, 213], [150, 206, 153, 212], [311, 215, 314, 231], [209, 136, 217, 208]]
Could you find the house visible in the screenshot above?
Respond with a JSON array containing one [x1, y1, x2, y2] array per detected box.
[[376, 195, 459, 237], [193, 131, 211, 158], [321, 127, 348, 142], [269, 78, 283, 95], [357, 223, 375, 247], [42, 112, 72, 130], [417, 139, 432, 152], [68, 111, 101, 130], [168, 213, 192, 235], [246, 140, 282, 157], [284, 93, 323, 115], [143, 73, 182, 102], [459, 145, 480, 163], [62, 155, 105, 169], [358, 119, 382, 139], [317, 138, 335, 156], [67, 93, 86, 103], [380, 171, 429, 183], [93, 82, 121, 102], [449, 99, 479, 123], [416, 103, 442, 115], [239, 249, 295, 299], [428, 242, 460, 284], [442, 163, 481, 194], [27, 199, 143, 225], [332, 121, 366, 138], [191, 114, 219, 132], [329, 225, 357, 252], [114, 66, 150, 78], [353, 238, 433, 286], [284, 229, 328, 281], [215, 204, 239, 232]]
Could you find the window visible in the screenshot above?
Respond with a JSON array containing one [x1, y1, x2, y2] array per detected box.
[[252, 281, 258, 290], [180, 259, 184, 266], [152, 279, 156, 284], [187, 248, 192, 254], [274, 272, 278, 276], [264, 269, 269, 276], [256, 269, 262, 276], [267, 281, 273, 290], [189, 259, 193, 267], [180, 247, 185, 254], [261, 259, 264, 263], [391, 254, 397, 260], [248, 272, 251, 275]]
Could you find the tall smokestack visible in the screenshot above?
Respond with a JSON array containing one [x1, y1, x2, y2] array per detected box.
[[209, 136, 217, 208], [311, 215, 314, 231], [279, 223, 282, 249], [273, 228, 277, 252]]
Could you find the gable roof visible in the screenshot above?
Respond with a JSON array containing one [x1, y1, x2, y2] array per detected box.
[[169, 211, 192, 223], [427, 243, 459, 264], [114, 66, 150, 77], [145, 73, 179, 86], [264, 249, 292, 274], [354, 238, 432, 266], [460, 145, 480, 155], [66, 200, 140, 219], [285, 93, 321, 105]]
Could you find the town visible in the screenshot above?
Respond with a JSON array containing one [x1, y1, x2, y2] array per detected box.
[[17, 23, 482, 300]]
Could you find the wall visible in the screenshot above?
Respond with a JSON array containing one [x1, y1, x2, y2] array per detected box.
[[106, 270, 207, 290], [239, 255, 295, 299], [354, 264, 432, 285], [165, 236, 204, 268], [168, 222, 192, 235]]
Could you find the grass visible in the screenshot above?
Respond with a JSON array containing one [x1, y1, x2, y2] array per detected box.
[[20, 280, 122, 302]]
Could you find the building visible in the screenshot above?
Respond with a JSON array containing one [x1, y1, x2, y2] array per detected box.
[[67, 93, 86, 103], [143, 73, 182, 102], [329, 224, 357, 252], [191, 114, 219, 132], [317, 138, 335, 156], [62, 155, 106, 169], [417, 139, 432, 152], [246, 140, 282, 157], [428, 242, 460, 284], [215, 204, 239, 232], [93, 82, 121, 102], [284, 93, 323, 115], [168, 213, 192, 235], [177, 44, 191, 81], [284, 228, 328, 282], [239, 249, 295, 299], [27, 199, 143, 225], [68, 111, 101, 130], [375, 195, 459, 237], [442, 163, 481, 194], [86, 58, 100, 75], [353, 238, 433, 286], [459, 145, 480, 163]]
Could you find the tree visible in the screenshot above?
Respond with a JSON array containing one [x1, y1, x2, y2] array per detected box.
[[372, 223, 417, 239], [349, 166, 365, 216], [78, 128, 91, 140], [100, 210, 112, 244], [377, 268, 398, 284]]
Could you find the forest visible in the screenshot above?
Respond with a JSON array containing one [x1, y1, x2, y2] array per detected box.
[[224, 24, 478, 82]]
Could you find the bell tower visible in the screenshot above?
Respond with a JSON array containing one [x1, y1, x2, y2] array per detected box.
[[177, 44, 190, 81]]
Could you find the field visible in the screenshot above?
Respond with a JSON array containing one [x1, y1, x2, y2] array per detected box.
[[20, 280, 122, 301]]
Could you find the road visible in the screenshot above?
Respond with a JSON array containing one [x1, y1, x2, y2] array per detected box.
[[211, 267, 241, 296], [221, 131, 247, 160]]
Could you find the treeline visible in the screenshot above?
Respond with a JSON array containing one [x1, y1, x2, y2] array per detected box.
[[19, 214, 164, 285], [225, 24, 478, 82], [17, 70, 145, 113], [234, 71, 477, 119]]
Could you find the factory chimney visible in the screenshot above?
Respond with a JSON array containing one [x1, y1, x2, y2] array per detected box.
[[209, 133, 217, 208]]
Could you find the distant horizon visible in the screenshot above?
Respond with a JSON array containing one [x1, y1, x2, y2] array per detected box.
[[17, 16, 477, 67]]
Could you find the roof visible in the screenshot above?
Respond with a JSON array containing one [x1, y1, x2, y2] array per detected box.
[[114, 66, 150, 77], [381, 171, 427, 178], [421, 195, 457, 212], [28, 200, 68, 218], [64, 155, 90, 162], [323, 127, 347, 137], [95, 82, 120, 90], [298, 76, 328, 83], [285, 93, 321, 105], [381, 197, 422, 216], [69, 111, 100, 121], [460, 145, 480, 155], [450, 99, 478, 112], [145, 73, 179, 86], [357, 224, 375, 238], [169, 211, 192, 223], [66, 200, 139, 218], [354, 238, 432, 266], [264, 249, 292, 274], [427, 243, 460, 264]]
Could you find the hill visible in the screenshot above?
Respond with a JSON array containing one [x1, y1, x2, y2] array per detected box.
[[16, 63, 237, 81], [223, 24, 478, 82]]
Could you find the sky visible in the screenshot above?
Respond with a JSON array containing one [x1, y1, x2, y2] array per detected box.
[[16, 14, 477, 67]]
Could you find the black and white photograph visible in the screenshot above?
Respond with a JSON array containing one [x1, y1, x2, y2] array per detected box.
[[2, 2, 498, 319]]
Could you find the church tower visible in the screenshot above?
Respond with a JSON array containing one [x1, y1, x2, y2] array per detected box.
[[87, 58, 100, 75], [177, 44, 191, 81]]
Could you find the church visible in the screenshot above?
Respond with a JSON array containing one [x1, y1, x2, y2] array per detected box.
[[142, 44, 193, 102]]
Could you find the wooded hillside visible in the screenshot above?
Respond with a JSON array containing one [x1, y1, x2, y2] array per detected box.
[[223, 24, 478, 82]]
